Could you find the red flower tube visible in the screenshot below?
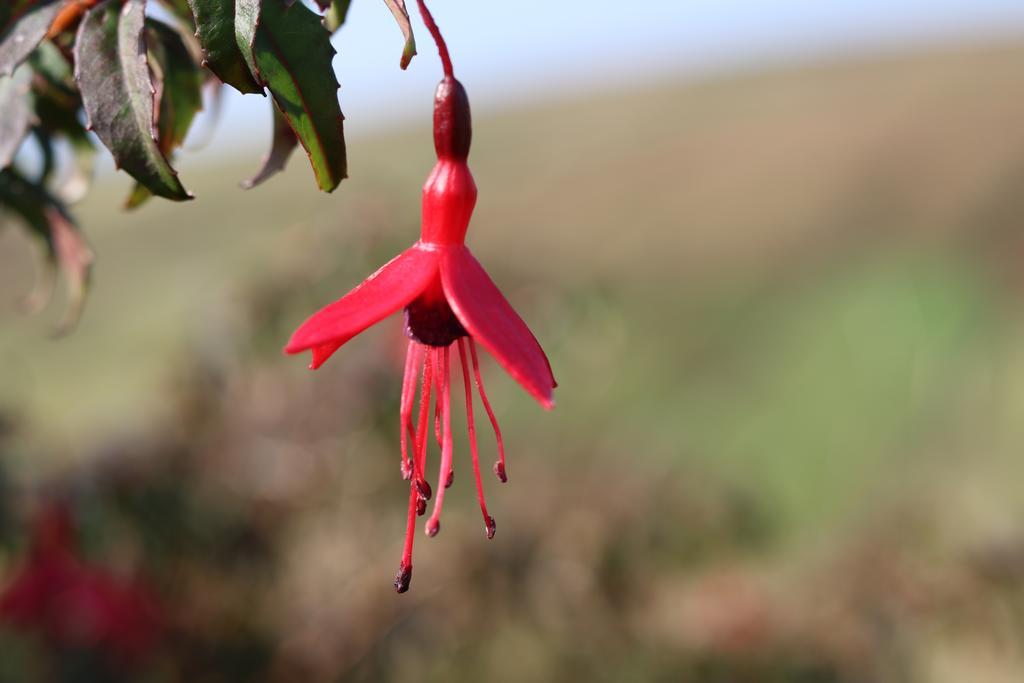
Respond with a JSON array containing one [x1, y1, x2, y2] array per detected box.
[[285, 1, 555, 593]]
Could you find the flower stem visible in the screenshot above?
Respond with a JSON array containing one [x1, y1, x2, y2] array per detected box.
[[416, 0, 454, 78]]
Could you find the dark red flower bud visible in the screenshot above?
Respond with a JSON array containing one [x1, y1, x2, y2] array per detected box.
[[0, 502, 163, 662], [433, 77, 471, 161]]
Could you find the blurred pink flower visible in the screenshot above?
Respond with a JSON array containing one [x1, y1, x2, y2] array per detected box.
[[0, 501, 162, 662]]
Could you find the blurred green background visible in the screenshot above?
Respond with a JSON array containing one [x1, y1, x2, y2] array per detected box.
[[2, 26, 1024, 683]]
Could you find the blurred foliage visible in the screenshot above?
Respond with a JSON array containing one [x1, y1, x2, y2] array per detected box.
[[0, 314, 1023, 681]]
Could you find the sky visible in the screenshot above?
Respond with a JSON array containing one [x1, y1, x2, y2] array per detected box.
[[197, 1, 1024, 154]]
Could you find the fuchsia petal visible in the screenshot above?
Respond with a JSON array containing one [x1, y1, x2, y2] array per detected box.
[[440, 246, 555, 409], [285, 245, 440, 361], [309, 341, 344, 370]]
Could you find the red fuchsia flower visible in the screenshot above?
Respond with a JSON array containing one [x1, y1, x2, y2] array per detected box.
[[0, 501, 162, 663], [285, 1, 556, 593]]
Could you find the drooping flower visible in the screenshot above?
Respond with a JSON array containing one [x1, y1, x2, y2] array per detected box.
[[0, 500, 162, 662], [285, 1, 555, 593]]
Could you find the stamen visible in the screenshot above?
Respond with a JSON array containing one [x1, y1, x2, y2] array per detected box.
[[458, 339, 496, 539], [413, 351, 434, 504], [426, 346, 453, 537], [399, 342, 422, 480], [405, 420, 419, 480], [433, 361, 444, 451], [469, 338, 507, 483], [434, 360, 454, 488], [395, 482, 418, 593]]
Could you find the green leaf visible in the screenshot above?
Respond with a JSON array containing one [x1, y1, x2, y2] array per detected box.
[[29, 43, 96, 201], [30, 41, 82, 130], [187, 0, 262, 94], [248, 0, 346, 192], [0, 64, 35, 169], [28, 37, 74, 93], [325, 0, 352, 33], [31, 126, 56, 183], [241, 101, 297, 189], [0, 165, 94, 334], [233, 0, 259, 83], [150, 20, 204, 152], [44, 186, 93, 335], [123, 180, 152, 209], [0, 165, 52, 241], [183, 73, 224, 149], [74, 0, 191, 201], [0, 0, 65, 77], [0, 164, 59, 314], [382, 0, 415, 70], [61, 125, 97, 201], [125, 19, 204, 209]]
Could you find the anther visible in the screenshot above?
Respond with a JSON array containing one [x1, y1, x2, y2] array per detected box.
[[485, 516, 496, 540], [493, 461, 507, 483], [394, 563, 412, 593], [445, 470, 454, 488]]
